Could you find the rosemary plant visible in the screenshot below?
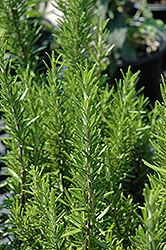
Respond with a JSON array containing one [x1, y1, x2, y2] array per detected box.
[[0, 0, 52, 80], [0, 0, 158, 249], [130, 78, 166, 249]]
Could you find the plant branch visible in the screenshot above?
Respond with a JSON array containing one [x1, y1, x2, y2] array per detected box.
[[11, 104, 25, 207]]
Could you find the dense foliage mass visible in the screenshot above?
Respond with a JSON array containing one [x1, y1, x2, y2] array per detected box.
[[0, 0, 166, 249]]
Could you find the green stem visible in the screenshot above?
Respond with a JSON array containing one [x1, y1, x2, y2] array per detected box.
[[11, 104, 25, 207], [10, 3, 27, 62]]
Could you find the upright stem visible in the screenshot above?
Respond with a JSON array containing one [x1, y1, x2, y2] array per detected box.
[[11, 104, 25, 207], [84, 175, 93, 249], [10, 3, 27, 61], [84, 118, 93, 249], [20, 144, 25, 206]]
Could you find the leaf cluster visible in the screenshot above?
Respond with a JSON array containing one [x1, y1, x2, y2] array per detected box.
[[0, 0, 53, 80], [130, 77, 166, 250]]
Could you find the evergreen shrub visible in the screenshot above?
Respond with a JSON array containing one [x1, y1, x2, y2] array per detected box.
[[0, 0, 165, 249]]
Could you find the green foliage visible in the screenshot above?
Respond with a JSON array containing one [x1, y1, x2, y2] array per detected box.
[[55, 0, 113, 88], [0, 41, 49, 202], [42, 52, 73, 192], [58, 62, 112, 249], [55, 0, 95, 69], [130, 183, 166, 250], [129, 78, 166, 250], [9, 168, 66, 249], [99, 68, 156, 248], [144, 77, 166, 177], [0, 0, 53, 80], [0, 0, 159, 249], [103, 68, 155, 202], [142, 77, 166, 189], [0, 38, 69, 249], [0, 0, 37, 66]]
